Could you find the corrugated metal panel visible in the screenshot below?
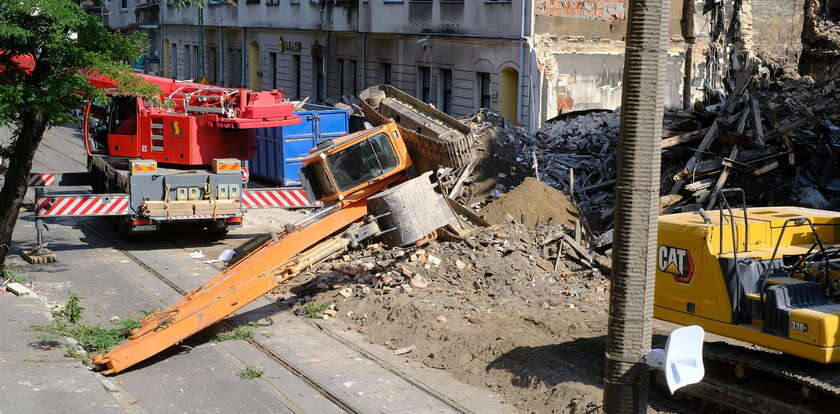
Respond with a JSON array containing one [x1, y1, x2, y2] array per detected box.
[[251, 104, 349, 187]]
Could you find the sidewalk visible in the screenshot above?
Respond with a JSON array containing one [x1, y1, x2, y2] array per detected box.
[[0, 293, 136, 413]]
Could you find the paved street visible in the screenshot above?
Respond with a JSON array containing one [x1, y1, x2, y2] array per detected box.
[[0, 126, 512, 414]]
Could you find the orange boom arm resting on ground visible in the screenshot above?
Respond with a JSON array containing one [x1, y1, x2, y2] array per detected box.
[[93, 202, 368, 374]]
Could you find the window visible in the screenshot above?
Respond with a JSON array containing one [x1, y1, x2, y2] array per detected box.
[[246, 0, 260, 4], [269, 52, 277, 90], [193, 45, 199, 79], [207, 47, 213, 84], [418, 66, 431, 103], [439, 68, 452, 114], [121, 0, 127, 9], [326, 133, 399, 192], [226, 48, 234, 86], [314, 56, 325, 101], [171, 44, 178, 79], [380, 62, 392, 85], [185, 45, 191, 79], [339, 59, 345, 96], [108, 97, 138, 135], [352, 60, 358, 94], [293, 55, 301, 99], [477, 72, 491, 109]]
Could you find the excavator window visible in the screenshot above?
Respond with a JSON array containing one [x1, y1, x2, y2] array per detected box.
[[326, 133, 398, 192], [301, 161, 335, 201]]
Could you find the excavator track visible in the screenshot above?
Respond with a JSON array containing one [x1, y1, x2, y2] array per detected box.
[[672, 341, 840, 413], [359, 84, 476, 170]]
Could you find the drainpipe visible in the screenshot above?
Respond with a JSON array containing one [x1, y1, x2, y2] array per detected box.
[[159, 0, 165, 77], [241, 27, 246, 87], [517, 0, 526, 125], [681, 0, 696, 110], [219, 17, 224, 86], [602, 0, 670, 412]]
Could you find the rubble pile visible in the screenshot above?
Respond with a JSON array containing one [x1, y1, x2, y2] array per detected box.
[[458, 65, 840, 233], [510, 111, 621, 222], [291, 217, 610, 306]]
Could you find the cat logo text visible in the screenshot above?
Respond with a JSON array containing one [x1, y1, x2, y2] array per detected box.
[[658, 246, 694, 284]]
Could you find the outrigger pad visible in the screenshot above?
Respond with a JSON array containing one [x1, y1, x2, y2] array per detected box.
[[21, 244, 57, 264]]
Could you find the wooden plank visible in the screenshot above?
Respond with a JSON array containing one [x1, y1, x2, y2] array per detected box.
[[448, 161, 475, 199], [660, 127, 710, 148], [751, 97, 765, 146], [752, 160, 779, 176], [671, 120, 719, 194], [704, 146, 739, 209]]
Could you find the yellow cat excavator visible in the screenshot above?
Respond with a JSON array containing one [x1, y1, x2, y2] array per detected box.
[[656, 189, 840, 410]]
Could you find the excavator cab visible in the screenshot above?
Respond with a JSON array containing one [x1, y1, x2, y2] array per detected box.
[[655, 205, 840, 363], [300, 123, 412, 204]]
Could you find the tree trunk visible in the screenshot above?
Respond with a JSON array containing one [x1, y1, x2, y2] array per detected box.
[[0, 109, 49, 268]]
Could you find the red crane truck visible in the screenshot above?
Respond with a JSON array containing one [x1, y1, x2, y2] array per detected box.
[[17, 58, 312, 263]]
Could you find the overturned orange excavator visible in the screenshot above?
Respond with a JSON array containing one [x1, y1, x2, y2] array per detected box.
[[93, 121, 466, 373]]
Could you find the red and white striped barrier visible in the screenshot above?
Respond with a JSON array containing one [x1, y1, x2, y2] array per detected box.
[[28, 173, 57, 187], [242, 188, 311, 209], [36, 195, 130, 217]]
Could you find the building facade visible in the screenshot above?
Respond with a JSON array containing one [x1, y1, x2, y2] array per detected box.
[[99, 0, 162, 74], [157, 1, 534, 129], [105, 0, 805, 132]]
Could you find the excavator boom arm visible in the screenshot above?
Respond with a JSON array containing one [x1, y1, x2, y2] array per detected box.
[[93, 202, 369, 374]]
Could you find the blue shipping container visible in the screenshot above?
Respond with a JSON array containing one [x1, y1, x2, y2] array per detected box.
[[252, 104, 349, 186]]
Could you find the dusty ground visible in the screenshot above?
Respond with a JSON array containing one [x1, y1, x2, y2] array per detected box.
[[266, 180, 695, 414]]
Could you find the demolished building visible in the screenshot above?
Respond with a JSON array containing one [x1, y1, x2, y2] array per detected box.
[[531, 0, 806, 120]]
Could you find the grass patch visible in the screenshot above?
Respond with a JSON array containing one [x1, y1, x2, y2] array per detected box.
[[53, 294, 83, 324], [239, 366, 264, 379], [31, 294, 141, 362], [1, 265, 28, 285], [261, 331, 274, 338], [212, 325, 253, 342], [304, 302, 330, 319]]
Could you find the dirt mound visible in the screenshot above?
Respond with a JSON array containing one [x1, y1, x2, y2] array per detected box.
[[277, 220, 690, 413], [481, 177, 579, 229]]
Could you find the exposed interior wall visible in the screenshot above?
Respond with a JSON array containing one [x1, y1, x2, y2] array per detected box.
[[532, 0, 808, 123], [801, 0, 840, 77], [751, 0, 805, 72]]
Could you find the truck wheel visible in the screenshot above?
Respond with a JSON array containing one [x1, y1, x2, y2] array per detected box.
[[110, 217, 135, 238], [206, 221, 229, 238]]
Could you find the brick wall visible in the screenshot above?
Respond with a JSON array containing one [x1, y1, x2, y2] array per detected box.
[[536, 0, 626, 21]]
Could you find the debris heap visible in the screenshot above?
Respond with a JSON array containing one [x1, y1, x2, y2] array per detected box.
[[461, 64, 840, 233]]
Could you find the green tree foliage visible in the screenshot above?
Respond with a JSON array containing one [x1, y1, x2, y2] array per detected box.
[[0, 0, 159, 266]]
